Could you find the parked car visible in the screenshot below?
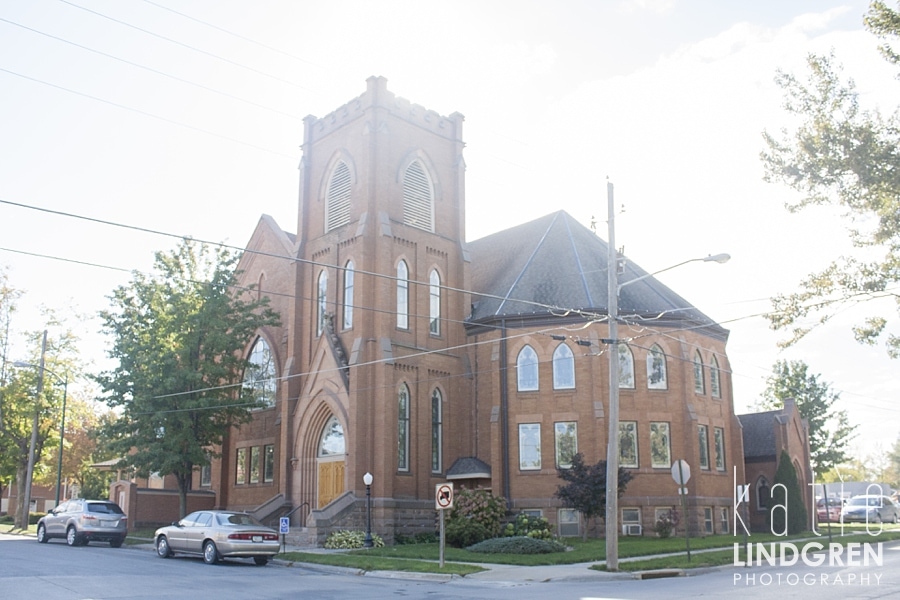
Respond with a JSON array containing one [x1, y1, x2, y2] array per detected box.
[[840, 495, 900, 524], [36, 499, 127, 547], [154, 510, 280, 566], [816, 497, 842, 523]]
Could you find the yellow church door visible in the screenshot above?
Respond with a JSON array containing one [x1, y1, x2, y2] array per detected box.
[[317, 459, 345, 507]]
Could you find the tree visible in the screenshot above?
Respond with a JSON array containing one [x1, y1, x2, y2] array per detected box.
[[771, 450, 809, 535], [759, 360, 856, 477], [761, 1, 900, 357], [554, 453, 634, 540], [97, 239, 280, 517]]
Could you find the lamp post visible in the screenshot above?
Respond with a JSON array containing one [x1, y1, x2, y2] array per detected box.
[[603, 181, 729, 571], [363, 472, 374, 548], [14, 362, 68, 507]]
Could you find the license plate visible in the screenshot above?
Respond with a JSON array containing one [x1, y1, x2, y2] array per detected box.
[[101, 520, 117, 527], [252, 535, 262, 543]]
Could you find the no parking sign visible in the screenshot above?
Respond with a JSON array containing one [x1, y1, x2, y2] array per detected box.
[[435, 483, 453, 510]]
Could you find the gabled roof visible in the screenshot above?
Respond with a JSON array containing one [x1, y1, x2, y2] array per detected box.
[[446, 456, 491, 480], [465, 211, 727, 338], [738, 410, 781, 459]]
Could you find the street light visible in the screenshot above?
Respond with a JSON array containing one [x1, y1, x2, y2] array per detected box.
[[14, 361, 68, 507], [363, 472, 374, 548], [603, 181, 729, 571]]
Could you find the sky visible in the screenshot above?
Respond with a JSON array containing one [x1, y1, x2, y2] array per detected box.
[[1, 0, 897, 466]]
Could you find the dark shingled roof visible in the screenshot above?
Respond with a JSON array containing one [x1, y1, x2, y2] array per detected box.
[[465, 211, 727, 339], [446, 456, 492, 480], [738, 410, 781, 459]]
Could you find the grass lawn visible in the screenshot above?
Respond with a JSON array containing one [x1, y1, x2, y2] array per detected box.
[[277, 524, 900, 575]]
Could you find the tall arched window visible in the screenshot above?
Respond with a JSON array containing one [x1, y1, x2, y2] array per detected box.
[[402, 159, 434, 232], [397, 260, 409, 330], [343, 260, 354, 330], [316, 270, 328, 336], [756, 476, 770, 511], [429, 269, 441, 336], [325, 160, 351, 232], [318, 416, 345, 457], [243, 337, 276, 408], [552, 343, 575, 389], [710, 355, 721, 398], [517, 345, 539, 391], [647, 344, 667, 389], [693, 350, 705, 394], [431, 388, 443, 473], [618, 344, 635, 389], [398, 384, 410, 472]]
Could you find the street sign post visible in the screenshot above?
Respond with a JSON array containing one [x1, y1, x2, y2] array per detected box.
[[671, 460, 691, 561], [279, 517, 290, 552], [435, 483, 453, 567]]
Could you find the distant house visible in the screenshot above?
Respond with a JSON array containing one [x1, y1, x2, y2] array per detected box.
[[738, 400, 812, 532]]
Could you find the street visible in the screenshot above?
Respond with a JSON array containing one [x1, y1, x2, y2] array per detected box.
[[2, 533, 900, 600]]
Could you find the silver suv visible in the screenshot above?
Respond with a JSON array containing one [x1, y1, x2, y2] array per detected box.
[[36, 499, 128, 547]]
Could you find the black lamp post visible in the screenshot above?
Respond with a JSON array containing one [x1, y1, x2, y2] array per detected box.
[[363, 472, 373, 548]]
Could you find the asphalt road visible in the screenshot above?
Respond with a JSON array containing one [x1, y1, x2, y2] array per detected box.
[[3, 532, 900, 600]]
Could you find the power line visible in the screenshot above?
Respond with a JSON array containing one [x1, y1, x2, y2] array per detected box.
[[58, 0, 316, 92], [0, 67, 299, 160], [0, 16, 305, 121]]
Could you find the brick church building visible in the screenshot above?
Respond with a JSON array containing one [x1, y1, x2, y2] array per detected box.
[[197, 76, 747, 543]]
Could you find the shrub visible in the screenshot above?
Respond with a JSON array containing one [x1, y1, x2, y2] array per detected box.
[[445, 518, 490, 548], [394, 531, 438, 545], [448, 489, 507, 538], [503, 513, 554, 540], [654, 509, 678, 538], [323, 529, 384, 549], [467, 536, 566, 554]]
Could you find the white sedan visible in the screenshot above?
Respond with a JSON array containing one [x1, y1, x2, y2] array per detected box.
[[154, 510, 280, 565]]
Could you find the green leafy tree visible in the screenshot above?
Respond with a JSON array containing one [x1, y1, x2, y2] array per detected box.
[[759, 360, 856, 477], [771, 450, 809, 535], [761, 1, 900, 357], [97, 239, 279, 517], [554, 453, 634, 540]]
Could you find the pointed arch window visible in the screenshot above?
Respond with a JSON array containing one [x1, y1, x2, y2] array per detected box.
[[243, 337, 276, 408], [618, 344, 635, 389], [343, 260, 355, 330], [693, 351, 705, 394], [318, 416, 345, 457], [316, 270, 328, 336], [647, 344, 667, 389], [325, 160, 352, 232], [429, 269, 441, 336], [398, 384, 410, 472], [516, 345, 539, 391], [756, 476, 770, 511], [710, 355, 721, 398], [396, 260, 409, 330], [552, 343, 575, 390], [402, 160, 434, 232], [431, 389, 443, 473]]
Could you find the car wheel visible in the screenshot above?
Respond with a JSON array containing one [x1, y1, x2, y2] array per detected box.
[[66, 526, 81, 547], [110, 538, 124, 549], [156, 535, 173, 558], [253, 557, 269, 566], [36, 524, 48, 544], [203, 540, 219, 565]]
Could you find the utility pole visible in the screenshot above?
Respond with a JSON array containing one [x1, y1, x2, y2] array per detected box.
[[19, 330, 46, 530], [604, 181, 620, 571]]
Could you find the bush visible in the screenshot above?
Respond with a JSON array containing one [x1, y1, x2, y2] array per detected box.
[[323, 530, 384, 549], [467, 536, 566, 554], [445, 518, 490, 548], [394, 531, 438, 545], [448, 489, 507, 539], [654, 508, 678, 538], [503, 513, 554, 540]]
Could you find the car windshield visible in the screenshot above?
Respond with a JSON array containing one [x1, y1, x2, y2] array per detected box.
[[848, 497, 882, 507], [87, 502, 124, 515], [216, 513, 262, 527]]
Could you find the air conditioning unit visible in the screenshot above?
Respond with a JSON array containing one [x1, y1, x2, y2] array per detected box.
[[622, 524, 642, 536]]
